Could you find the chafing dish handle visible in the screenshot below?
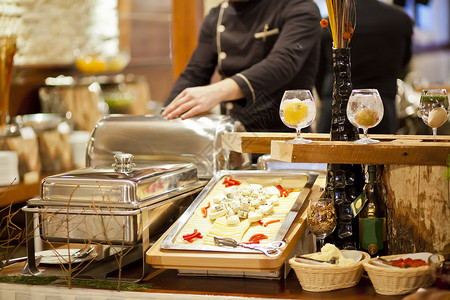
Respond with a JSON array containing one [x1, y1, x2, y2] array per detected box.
[[22, 206, 142, 216]]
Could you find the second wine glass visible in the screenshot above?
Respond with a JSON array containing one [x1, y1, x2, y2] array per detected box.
[[346, 89, 384, 144], [307, 198, 337, 250], [419, 89, 449, 141], [279, 90, 316, 144]]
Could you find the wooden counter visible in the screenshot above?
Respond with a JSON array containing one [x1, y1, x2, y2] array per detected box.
[[0, 261, 409, 299], [0, 175, 49, 207]]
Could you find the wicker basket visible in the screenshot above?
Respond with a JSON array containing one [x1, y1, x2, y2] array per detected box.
[[289, 250, 370, 292], [363, 254, 433, 295]]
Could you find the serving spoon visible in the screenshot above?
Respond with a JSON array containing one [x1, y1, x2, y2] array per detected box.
[[294, 255, 337, 264]]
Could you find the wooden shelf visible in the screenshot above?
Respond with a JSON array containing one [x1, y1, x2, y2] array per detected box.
[[0, 175, 48, 207], [222, 133, 450, 166]]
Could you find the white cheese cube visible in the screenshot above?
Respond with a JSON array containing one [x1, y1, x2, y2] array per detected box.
[[240, 201, 250, 211], [260, 204, 274, 216], [255, 207, 264, 216], [226, 192, 235, 199], [249, 184, 263, 191], [226, 215, 240, 225], [267, 195, 279, 206], [226, 207, 235, 218], [237, 209, 248, 219], [213, 194, 226, 204], [231, 200, 241, 213], [247, 211, 263, 223], [259, 197, 267, 205], [211, 203, 225, 213], [209, 209, 226, 220], [250, 199, 260, 208], [258, 195, 268, 202], [240, 186, 251, 196], [264, 186, 280, 196]]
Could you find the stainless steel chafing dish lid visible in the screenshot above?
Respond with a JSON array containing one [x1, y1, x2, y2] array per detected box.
[[85, 115, 252, 179], [33, 153, 201, 209]]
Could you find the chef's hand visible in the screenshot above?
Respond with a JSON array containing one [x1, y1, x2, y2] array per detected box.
[[162, 78, 243, 120]]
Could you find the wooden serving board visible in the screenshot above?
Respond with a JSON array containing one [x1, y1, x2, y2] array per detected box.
[[222, 132, 450, 166], [146, 185, 322, 272]]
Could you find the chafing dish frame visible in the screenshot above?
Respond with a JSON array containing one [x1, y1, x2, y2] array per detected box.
[[22, 184, 204, 281]]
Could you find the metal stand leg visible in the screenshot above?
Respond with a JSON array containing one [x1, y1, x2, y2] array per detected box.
[[23, 210, 42, 276]]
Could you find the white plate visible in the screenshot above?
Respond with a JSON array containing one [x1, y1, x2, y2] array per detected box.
[[296, 250, 362, 265], [342, 250, 363, 262], [36, 249, 93, 264], [370, 252, 433, 268]]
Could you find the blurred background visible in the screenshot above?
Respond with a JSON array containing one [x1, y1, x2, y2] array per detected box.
[[0, 0, 447, 133]]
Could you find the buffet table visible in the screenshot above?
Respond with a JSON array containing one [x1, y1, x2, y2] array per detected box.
[[0, 262, 407, 300]]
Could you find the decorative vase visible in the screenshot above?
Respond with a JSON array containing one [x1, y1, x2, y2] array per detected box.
[[325, 47, 364, 249]]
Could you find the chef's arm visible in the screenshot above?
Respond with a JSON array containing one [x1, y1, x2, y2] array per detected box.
[[162, 78, 243, 120]]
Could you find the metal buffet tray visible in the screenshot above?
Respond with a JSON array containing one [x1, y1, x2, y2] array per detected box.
[[24, 156, 206, 245], [160, 170, 318, 254]]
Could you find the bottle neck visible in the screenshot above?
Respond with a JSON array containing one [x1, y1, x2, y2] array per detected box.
[[366, 165, 377, 217], [368, 165, 376, 185]]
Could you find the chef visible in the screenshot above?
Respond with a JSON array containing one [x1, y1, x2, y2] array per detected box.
[[162, 0, 322, 132]]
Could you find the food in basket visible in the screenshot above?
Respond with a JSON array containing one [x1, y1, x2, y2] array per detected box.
[[289, 248, 369, 292], [309, 243, 358, 266], [175, 175, 308, 246], [389, 257, 428, 268], [363, 253, 433, 295]]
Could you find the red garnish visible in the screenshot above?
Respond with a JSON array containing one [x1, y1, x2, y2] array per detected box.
[[389, 258, 428, 268], [182, 229, 203, 243], [263, 219, 280, 227], [276, 185, 293, 197], [343, 32, 351, 40], [222, 176, 241, 187], [258, 220, 264, 226], [248, 233, 268, 243], [201, 202, 211, 218]]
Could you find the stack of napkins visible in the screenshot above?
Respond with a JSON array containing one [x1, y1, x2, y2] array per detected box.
[[0, 151, 19, 186]]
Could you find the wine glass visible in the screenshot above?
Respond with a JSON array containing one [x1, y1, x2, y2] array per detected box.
[[419, 89, 449, 141], [428, 252, 450, 289], [346, 89, 384, 144], [279, 89, 316, 144], [0, 16, 18, 137], [307, 198, 337, 250]]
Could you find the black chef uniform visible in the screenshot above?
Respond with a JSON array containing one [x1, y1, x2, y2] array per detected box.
[[165, 0, 322, 132]]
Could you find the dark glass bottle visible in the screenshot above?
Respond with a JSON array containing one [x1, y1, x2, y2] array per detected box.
[[359, 165, 387, 256], [325, 48, 365, 250]]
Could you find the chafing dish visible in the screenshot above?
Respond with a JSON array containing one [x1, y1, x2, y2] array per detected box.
[[86, 115, 252, 179], [24, 153, 203, 244], [22, 153, 204, 280]]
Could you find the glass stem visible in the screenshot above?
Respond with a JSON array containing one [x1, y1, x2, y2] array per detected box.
[[296, 128, 301, 139], [363, 128, 369, 140], [432, 127, 437, 141], [317, 238, 325, 251]]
